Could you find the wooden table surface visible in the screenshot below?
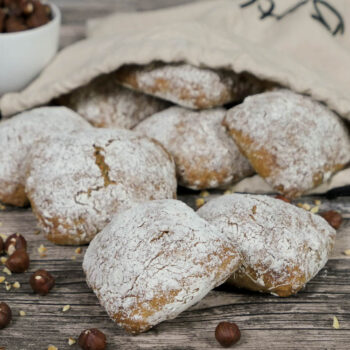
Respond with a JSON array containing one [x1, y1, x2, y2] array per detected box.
[[1, 1, 350, 349]]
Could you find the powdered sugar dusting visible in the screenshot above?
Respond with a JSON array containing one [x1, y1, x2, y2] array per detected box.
[[135, 106, 253, 189], [198, 193, 336, 295], [116, 63, 265, 109], [0, 107, 92, 206], [62, 74, 169, 129], [224, 90, 350, 197], [83, 199, 241, 333], [25, 128, 177, 245]]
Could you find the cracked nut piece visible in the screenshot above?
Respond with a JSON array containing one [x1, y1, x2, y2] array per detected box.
[[78, 328, 106, 350], [5, 233, 27, 255], [0, 302, 12, 329], [26, 128, 176, 245], [26, 0, 51, 29], [5, 249, 30, 273], [30, 269, 55, 295], [215, 322, 241, 347], [20, 0, 35, 15], [48, 345, 58, 350]]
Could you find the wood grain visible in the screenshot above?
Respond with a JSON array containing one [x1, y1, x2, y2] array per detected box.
[[0, 0, 349, 349], [0, 192, 350, 349]]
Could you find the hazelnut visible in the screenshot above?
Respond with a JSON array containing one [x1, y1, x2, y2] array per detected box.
[[5, 15, 27, 32], [26, 0, 50, 29], [78, 328, 107, 350], [215, 322, 241, 348], [275, 195, 291, 203], [0, 235, 3, 254], [30, 269, 55, 295], [5, 249, 30, 273], [19, 0, 34, 15], [5, 233, 27, 256], [4, 0, 22, 15], [1, 0, 51, 33], [321, 210, 342, 229], [0, 302, 12, 329], [0, 8, 5, 32]]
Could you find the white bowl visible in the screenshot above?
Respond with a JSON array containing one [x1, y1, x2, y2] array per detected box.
[[0, 4, 61, 96]]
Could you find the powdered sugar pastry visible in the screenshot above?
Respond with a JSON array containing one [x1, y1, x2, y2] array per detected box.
[[224, 90, 350, 198], [26, 128, 177, 245], [83, 199, 241, 333], [198, 193, 336, 296], [0, 107, 91, 207], [135, 106, 253, 189]]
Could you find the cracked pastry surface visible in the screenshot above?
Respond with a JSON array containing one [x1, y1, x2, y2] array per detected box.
[[25, 128, 177, 245], [60, 73, 169, 129], [224, 89, 350, 198], [83, 199, 242, 333], [135, 106, 253, 189], [0, 107, 92, 207], [197, 193, 336, 297], [115, 62, 267, 109]]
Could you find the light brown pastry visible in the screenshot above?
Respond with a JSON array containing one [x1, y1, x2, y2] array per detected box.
[[60, 73, 169, 129], [25, 128, 177, 245], [83, 199, 242, 333], [135, 106, 254, 189], [0, 107, 92, 207], [224, 89, 350, 198], [197, 193, 336, 297], [115, 62, 267, 109]]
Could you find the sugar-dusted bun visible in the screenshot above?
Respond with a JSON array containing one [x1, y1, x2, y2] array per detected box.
[[224, 90, 350, 198], [83, 199, 241, 333], [26, 129, 177, 245], [0, 107, 92, 207], [60, 73, 169, 129], [135, 106, 253, 189], [115, 62, 266, 109], [198, 193, 336, 297]]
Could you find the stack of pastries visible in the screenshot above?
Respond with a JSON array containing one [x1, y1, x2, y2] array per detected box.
[[0, 61, 348, 333]]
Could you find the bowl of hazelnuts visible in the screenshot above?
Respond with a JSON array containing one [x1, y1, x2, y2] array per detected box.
[[0, 0, 61, 95]]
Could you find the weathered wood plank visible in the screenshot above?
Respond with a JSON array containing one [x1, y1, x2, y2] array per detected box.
[[0, 257, 349, 350], [0, 193, 349, 349]]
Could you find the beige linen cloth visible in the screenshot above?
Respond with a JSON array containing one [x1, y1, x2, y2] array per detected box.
[[1, 0, 349, 193]]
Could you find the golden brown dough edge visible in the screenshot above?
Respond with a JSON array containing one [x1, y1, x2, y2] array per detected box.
[[226, 230, 336, 298], [226, 265, 307, 297], [0, 182, 29, 207], [105, 246, 240, 334], [114, 64, 216, 109], [27, 191, 93, 246], [175, 155, 234, 190], [115, 64, 273, 110], [224, 127, 347, 198]]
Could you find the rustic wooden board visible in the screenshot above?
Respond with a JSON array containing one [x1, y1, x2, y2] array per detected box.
[[1, 0, 350, 349], [0, 193, 349, 350]]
